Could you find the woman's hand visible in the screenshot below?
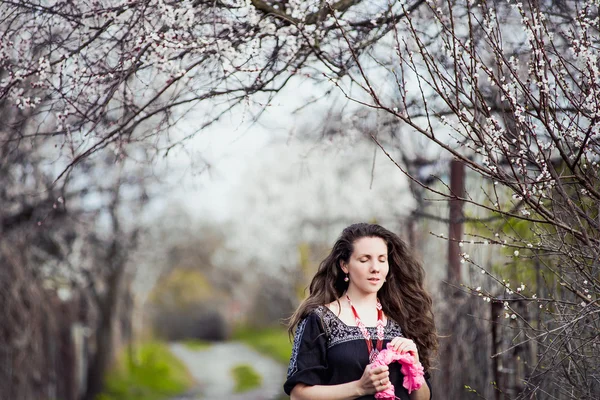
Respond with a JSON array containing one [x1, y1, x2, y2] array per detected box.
[[389, 337, 420, 363], [357, 364, 392, 395]]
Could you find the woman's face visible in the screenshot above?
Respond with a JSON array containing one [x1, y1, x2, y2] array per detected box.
[[341, 236, 389, 295]]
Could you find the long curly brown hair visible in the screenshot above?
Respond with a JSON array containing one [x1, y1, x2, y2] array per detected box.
[[288, 222, 438, 372]]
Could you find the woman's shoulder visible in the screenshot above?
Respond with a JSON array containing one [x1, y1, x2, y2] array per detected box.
[[319, 301, 346, 324], [324, 300, 341, 315], [296, 304, 336, 337], [302, 301, 340, 317], [305, 304, 328, 321]]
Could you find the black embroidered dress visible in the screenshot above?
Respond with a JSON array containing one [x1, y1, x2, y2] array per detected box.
[[284, 306, 432, 400]]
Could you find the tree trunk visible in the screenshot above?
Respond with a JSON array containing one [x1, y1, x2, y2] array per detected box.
[[447, 159, 465, 286], [443, 159, 466, 392], [83, 265, 125, 400]]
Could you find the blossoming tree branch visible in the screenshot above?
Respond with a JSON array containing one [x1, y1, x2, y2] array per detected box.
[[328, 1, 599, 398], [0, 0, 425, 180]]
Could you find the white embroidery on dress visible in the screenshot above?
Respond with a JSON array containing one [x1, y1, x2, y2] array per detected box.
[[316, 305, 403, 348], [287, 317, 308, 378], [287, 307, 404, 378]]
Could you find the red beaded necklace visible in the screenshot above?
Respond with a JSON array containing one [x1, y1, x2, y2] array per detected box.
[[346, 295, 385, 362]]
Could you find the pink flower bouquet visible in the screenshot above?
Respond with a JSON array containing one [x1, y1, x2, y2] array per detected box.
[[370, 343, 425, 399]]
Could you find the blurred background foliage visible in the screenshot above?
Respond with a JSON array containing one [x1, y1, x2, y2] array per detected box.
[[98, 342, 194, 400]]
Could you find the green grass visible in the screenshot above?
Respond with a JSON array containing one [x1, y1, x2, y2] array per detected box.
[[97, 342, 194, 400], [182, 339, 212, 351], [231, 364, 262, 393], [232, 326, 292, 364]]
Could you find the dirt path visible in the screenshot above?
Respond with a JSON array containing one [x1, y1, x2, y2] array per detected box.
[[169, 341, 287, 400]]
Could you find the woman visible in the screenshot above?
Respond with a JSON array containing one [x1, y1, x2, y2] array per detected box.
[[284, 223, 437, 400]]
